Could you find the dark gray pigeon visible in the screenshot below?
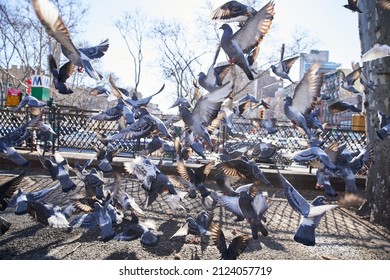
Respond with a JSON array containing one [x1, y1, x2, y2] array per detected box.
[[48, 54, 74, 94], [12, 94, 46, 115], [278, 172, 338, 246], [343, 0, 363, 13], [198, 62, 232, 92], [26, 200, 70, 228], [210, 222, 250, 260], [340, 67, 362, 94], [328, 100, 360, 113], [210, 1, 257, 24], [170, 210, 213, 240]]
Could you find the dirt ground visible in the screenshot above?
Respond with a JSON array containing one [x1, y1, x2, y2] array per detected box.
[[0, 166, 389, 261]]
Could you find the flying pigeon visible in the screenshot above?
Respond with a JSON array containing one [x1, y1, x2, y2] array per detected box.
[[271, 43, 299, 83], [198, 62, 232, 92], [12, 183, 60, 215], [210, 1, 257, 24], [210, 222, 250, 260], [48, 54, 74, 94], [343, 0, 363, 13], [89, 85, 111, 97], [93, 143, 120, 174], [292, 142, 337, 172], [284, 63, 323, 139], [120, 84, 165, 111], [340, 68, 362, 94], [219, 0, 275, 73], [37, 146, 77, 193], [361, 43, 390, 63], [377, 111, 390, 140], [233, 93, 259, 117], [328, 100, 360, 113], [170, 81, 233, 151], [12, 94, 46, 115], [278, 172, 338, 246]]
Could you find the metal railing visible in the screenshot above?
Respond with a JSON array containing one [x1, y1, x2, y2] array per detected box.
[[0, 106, 366, 157]]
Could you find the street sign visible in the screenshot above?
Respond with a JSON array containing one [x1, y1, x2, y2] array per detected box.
[[31, 75, 50, 101]]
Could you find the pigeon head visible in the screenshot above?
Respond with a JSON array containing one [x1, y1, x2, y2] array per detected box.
[[219, 23, 232, 32]]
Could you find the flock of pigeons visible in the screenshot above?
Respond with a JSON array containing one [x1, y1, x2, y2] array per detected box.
[[1, 0, 390, 260]]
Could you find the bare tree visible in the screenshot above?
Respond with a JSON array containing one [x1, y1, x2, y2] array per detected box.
[[114, 8, 147, 94], [150, 19, 207, 102], [358, 1, 390, 228]]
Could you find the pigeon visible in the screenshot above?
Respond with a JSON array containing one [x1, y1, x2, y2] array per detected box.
[[170, 81, 233, 151], [271, 43, 299, 83], [99, 108, 172, 142], [292, 142, 337, 172], [219, 24, 254, 80], [215, 188, 269, 239], [140, 135, 175, 157], [377, 111, 390, 140], [120, 84, 165, 111], [278, 172, 338, 246], [175, 158, 213, 198], [0, 216, 12, 236], [340, 68, 362, 94], [48, 54, 74, 94], [215, 156, 273, 188], [219, 0, 275, 73], [114, 212, 159, 247], [0, 173, 25, 211], [361, 43, 390, 63], [89, 85, 111, 97], [90, 99, 128, 122], [283, 63, 323, 139], [343, 0, 363, 13], [12, 94, 46, 115], [198, 60, 232, 92], [37, 146, 77, 193], [233, 93, 259, 117], [210, 1, 257, 24], [11, 183, 60, 215], [315, 168, 338, 198], [251, 118, 278, 134], [170, 210, 213, 239], [26, 200, 70, 228], [210, 222, 250, 260], [328, 100, 360, 113], [94, 143, 120, 174], [93, 200, 115, 241]]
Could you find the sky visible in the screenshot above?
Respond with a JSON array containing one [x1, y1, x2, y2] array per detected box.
[[81, 0, 362, 113]]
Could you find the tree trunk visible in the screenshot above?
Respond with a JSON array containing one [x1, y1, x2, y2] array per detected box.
[[358, 1, 390, 228]]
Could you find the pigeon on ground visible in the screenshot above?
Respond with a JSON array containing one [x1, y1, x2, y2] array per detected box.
[[343, 0, 363, 13], [377, 111, 390, 140], [278, 172, 338, 246], [283, 63, 322, 139], [48, 54, 74, 94], [271, 43, 299, 84], [210, 222, 250, 260], [210, 1, 257, 24]]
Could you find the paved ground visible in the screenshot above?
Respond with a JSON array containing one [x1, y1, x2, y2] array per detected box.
[[1, 151, 389, 260]]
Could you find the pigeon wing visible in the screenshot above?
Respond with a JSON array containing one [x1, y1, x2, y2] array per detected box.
[[291, 63, 322, 115], [78, 39, 109, 59]]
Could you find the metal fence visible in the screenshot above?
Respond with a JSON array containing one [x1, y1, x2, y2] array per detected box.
[[0, 106, 366, 157]]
